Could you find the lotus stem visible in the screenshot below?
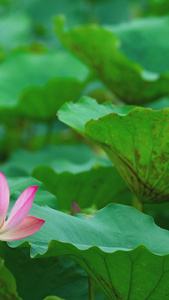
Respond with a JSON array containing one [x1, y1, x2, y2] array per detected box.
[[88, 276, 95, 300], [132, 196, 144, 212]]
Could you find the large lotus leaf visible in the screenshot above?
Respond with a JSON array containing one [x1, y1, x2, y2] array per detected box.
[[0, 257, 21, 299], [58, 96, 169, 204], [0, 243, 106, 300], [54, 16, 169, 104], [109, 17, 169, 74], [32, 163, 131, 211], [5, 203, 169, 300], [0, 51, 90, 121], [0, 144, 131, 210], [0, 144, 104, 176]]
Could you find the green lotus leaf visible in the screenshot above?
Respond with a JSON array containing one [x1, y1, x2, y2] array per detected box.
[[0, 144, 98, 177], [144, 97, 169, 111], [0, 257, 21, 299], [0, 144, 131, 210], [108, 17, 169, 74], [0, 51, 90, 121], [6, 203, 169, 300], [7, 176, 57, 209], [54, 16, 169, 104], [1, 244, 105, 300], [58, 96, 169, 204], [32, 163, 131, 211]]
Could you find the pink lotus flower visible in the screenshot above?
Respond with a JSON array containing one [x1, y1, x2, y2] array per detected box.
[[0, 172, 45, 241]]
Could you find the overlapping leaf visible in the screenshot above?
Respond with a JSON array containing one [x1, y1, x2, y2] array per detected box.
[[58, 96, 169, 204], [5, 203, 169, 300], [32, 163, 131, 211], [0, 145, 131, 210], [0, 257, 21, 299], [108, 17, 169, 74], [0, 244, 96, 300], [0, 51, 90, 121], [8, 177, 57, 209], [55, 16, 169, 104], [0, 145, 97, 177]]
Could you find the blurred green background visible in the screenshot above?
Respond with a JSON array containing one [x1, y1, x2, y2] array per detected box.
[[1, 1, 169, 299]]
